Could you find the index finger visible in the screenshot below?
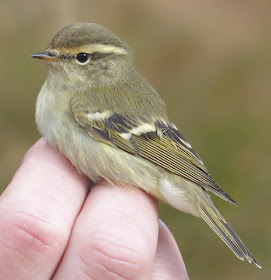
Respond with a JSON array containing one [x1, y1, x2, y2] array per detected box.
[[0, 138, 89, 279]]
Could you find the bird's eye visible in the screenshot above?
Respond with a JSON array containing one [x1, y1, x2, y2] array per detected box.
[[76, 53, 90, 64]]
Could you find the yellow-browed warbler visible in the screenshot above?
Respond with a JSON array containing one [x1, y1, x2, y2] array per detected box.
[[33, 23, 261, 268]]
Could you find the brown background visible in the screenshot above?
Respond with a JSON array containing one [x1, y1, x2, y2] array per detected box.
[[0, 1, 270, 279]]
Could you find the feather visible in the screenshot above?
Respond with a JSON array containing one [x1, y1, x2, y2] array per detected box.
[[71, 103, 237, 205], [199, 206, 261, 268]]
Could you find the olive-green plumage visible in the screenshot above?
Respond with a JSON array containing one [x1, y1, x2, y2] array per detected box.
[[33, 23, 261, 268]]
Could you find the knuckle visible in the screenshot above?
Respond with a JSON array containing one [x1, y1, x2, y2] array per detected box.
[[0, 210, 67, 259], [79, 232, 151, 280]]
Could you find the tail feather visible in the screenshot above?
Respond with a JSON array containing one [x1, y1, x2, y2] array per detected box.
[[199, 206, 261, 268]]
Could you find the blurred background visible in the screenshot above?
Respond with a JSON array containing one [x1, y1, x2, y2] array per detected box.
[[0, 0, 270, 279]]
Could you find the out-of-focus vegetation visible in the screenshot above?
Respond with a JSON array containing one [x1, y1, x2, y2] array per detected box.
[[0, 0, 270, 279]]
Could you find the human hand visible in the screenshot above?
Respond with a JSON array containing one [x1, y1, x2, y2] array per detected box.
[[0, 138, 189, 280]]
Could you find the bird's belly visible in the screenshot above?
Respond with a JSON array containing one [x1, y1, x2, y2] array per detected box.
[[37, 102, 199, 215], [42, 113, 163, 198], [36, 87, 191, 206]]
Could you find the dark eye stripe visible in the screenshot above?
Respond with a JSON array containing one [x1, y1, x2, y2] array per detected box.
[[89, 52, 113, 60], [60, 53, 74, 59], [60, 51, 115, 61]]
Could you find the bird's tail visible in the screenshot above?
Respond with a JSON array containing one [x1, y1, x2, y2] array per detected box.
[[199, 205, 261, 268]]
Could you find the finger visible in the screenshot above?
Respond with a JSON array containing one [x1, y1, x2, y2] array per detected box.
[[0, 138, 89, 280], [151, 220, 189, 280], [53, 181, 159, 280]]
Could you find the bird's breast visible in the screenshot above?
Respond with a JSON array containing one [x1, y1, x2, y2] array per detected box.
[[36, 81, 71, 144]]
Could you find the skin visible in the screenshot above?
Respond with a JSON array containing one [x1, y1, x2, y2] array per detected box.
[[0, 138, 189, 280]]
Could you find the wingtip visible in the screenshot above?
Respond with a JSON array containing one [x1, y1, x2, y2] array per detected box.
[[220, 188, 238, 206], [229, 197, 238, 206], [220, 191, 239, 206]]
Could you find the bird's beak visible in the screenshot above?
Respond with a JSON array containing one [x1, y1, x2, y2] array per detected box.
[[32, 51, 59, 62]]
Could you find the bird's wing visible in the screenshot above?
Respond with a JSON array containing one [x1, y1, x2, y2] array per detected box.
[[71, 98, 237, 205]]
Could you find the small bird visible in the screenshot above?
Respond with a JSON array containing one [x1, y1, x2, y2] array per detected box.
[[33, 22, 261, 268]]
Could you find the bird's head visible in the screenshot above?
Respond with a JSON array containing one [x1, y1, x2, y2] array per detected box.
[[32, 23, 133, 89]]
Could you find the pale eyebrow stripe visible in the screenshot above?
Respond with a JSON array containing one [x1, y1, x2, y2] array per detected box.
[[83, 44, 129, 55], [54, 44, 129, 57]]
